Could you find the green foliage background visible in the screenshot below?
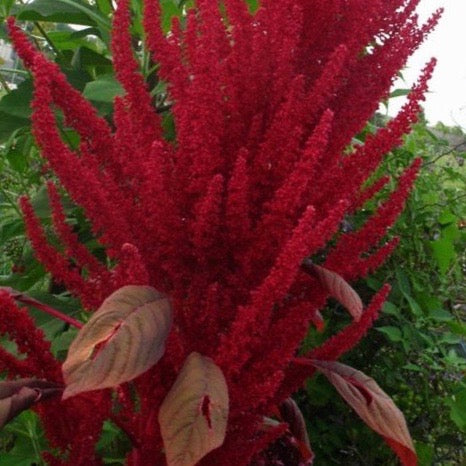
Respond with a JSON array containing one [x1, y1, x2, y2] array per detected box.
[[0, 1, 464, 464]]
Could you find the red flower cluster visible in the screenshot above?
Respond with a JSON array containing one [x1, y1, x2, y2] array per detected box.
[[4, 0, 440, 464]]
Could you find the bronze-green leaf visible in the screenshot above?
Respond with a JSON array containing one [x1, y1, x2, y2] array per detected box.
[[311, 359, 417, 466], [159, 352, 229, 466], [0, 379, 62, 429], [62, 285, 172, 399], [304, 262, 363, 321]]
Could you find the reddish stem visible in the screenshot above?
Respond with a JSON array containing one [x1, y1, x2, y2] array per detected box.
[[1, 287, 84, 329]]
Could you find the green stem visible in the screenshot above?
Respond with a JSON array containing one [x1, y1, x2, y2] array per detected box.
[[0, 73, 11, 93], [0, 68, 29, 76], [33, 21, 63, 59], [0, 187, 22, 215], [26, 419, 45, 466]]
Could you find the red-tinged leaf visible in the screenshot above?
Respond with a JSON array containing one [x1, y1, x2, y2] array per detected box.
[[279, 398, 311, 449], [62, 285, 172, 399], [279, 398, 314, 463], [303, 261, 363, 321], [310, 359, 417, 466], [159, 352, 229, 466], [0, 379, 62, 429], [311, 310, 325, 332]]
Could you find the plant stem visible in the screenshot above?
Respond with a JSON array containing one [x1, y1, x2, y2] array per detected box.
[[33, 21, 63, 59], [0, 73, 11, 93], [4, 288, 84, 328]]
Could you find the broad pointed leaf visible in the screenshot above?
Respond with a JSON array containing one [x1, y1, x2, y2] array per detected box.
[[0, 379, 62, 429], [279, 398, 311, 448], [311, 359, 417, 466], [279, 398, 314, 463], [62, 285, 172, 399], [304, 261, 363, 321], [159, 352, 229, 466]]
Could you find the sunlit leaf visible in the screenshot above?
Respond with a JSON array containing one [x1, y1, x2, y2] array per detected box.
[[303, 261, 363, 321], [0, 379, 61, 429], [62, 285, 172, 399], [159, 352, 229, 466], [310, 359, 417, 466]]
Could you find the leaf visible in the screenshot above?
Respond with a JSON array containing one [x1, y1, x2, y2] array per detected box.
[[415, 441, 434, 466], [0, 379, 61, 429], [430, 237, 455, 275], [278, 398, 310, 448], [445, 387, 466, 433], [13, 0, 110, 29], [0, 112, 29, 143], [382, 301, 400, 317], [62, 285, 172, 399], [83, 74, 124, 103], [0, 79, 33, 120], [389, 88, 411, 98], [403, 293, 423, 317], [303, 261, 363, 321], [279, 398, 314, 463], [376, 326, 402, 342], [310, 359, 417, 466], [159, 352, 229, 466], [96, 0, 113, 16]]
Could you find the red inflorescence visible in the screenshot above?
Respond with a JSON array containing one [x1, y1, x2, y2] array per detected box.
[[4, 0, 440, 464]]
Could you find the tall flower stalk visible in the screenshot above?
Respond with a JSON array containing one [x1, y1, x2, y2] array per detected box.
[[2, 1, 441, 464]]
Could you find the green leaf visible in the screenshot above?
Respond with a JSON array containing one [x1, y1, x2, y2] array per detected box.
[[159, 352, 229, 466], [13, 0, 110, 29], [30, 185, 51, 220], [0, 114, 29, 146], [428, 309, 453, 322], [51, 327, 79, 359], [395, 268, 411, 295], [382, 302, 400, 317], [438, 333, 461, 345], [376, 326, 402, 342], [441, 223, 460, 243], [0, 411, 44, 466], [96, 0, 113, 16], [402, 363, 422, 372], [5, 148, 27, 173], [389, 88, 411, 99], [403, 294, 423, 317], [430, 238, 455, 275], [245, 0, 259, 13], [0, 79, 33, 120], [447, 321, 466, 337], [0, 218, 24, 243], [83, 74, 124, 103], [438, 210, 456, 226], [414, 441, 434, 466], [62, 285, 172, 399], [71, 46, 113, 70], [445, 388, 466, 432], [160, 0, 182, 33], [0, 0, 15, 18], [47, 29, 104, 51]]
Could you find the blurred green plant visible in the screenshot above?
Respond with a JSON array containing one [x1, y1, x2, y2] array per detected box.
[[301, 116, 465, 465]]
